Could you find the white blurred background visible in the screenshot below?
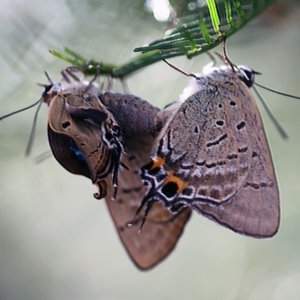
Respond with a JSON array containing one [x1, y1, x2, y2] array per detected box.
[[0, 1, 300, 299]]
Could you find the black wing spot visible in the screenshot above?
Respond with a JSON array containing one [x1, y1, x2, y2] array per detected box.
[[252, 151, 258, 158], [236, 121, 246, 130], [148, 166, 161, 176], [238, 146, 248, 153], [206, 162, 216, 168], [244, 182, 260, 189], [62, 121, 71, 128], [207, 133, 228, 147], [161, 181, 178, 198], [216, 120, 224, 126], [227, 154, 238, 159]]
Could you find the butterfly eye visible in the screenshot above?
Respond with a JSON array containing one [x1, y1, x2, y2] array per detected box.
[[238, 65, 261, 88], [42, 84, 54, 97], [237, 66, 254, 87]]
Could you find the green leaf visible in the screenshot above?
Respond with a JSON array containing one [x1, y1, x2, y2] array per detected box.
[[135, 0, 276, 57], [51, 0, 276, 78], [207, 0, 221, 35]]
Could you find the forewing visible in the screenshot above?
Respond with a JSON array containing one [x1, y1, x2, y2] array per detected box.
[[48, 93, 117, 198]]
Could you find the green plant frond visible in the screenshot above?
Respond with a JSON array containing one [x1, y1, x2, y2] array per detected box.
[[50, 48, 117, 77], [51, 0, 276, 78], [135, 0, 276, 57], [207, 0, 221, 34]]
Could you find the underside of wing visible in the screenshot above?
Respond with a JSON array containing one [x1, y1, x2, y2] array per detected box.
[[105, 139, 191, 270], [192, 94, 280, 238], [140, 78, 279, 238], [187, 83, 280, 237]]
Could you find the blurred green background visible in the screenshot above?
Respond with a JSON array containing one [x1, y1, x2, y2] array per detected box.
[[1, 1, 300, 299]]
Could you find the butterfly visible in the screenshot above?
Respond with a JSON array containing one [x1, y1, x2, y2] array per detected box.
[[48, 85, 192, 269], [25, 69, 192, 270], [132, 62, 280, 238], [0, 68, 191, 269]]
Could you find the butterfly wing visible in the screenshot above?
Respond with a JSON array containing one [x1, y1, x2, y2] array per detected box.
[[101, 93, 192, 270], [105, 137, 191, 270], [48, 92, 122, 199], [192, 76, 279, 237], [141, 69, 279, 238]]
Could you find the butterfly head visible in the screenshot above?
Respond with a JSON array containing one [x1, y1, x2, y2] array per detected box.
[[237, 65, 261, 88]]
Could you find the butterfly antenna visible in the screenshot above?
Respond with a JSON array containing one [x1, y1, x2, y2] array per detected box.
[[254, 82, 300, 100], [0, 98, 42, 121], [252, 85, 288, 139], [44, 71, 54, 84], [25, 98, 44, 156], [34, 150, 52, 164]]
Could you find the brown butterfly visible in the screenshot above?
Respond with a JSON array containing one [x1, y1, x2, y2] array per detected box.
[[49, 86, 192, 269], [132, 63, 280, 238], [0, 70, 191, 270]]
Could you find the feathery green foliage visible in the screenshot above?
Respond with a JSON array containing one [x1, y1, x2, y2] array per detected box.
[[51, 0, 276, 78]]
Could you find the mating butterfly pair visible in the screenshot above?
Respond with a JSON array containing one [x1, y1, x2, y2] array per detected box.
[[0, 62, 280, 270]]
